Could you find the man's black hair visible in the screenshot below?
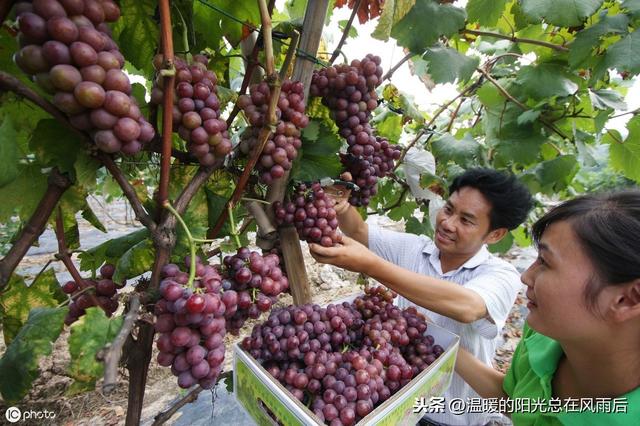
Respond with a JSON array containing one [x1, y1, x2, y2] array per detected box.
[[448, 168, 533, 231]]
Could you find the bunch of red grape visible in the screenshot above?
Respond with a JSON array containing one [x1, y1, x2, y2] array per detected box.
[[220, 247, 290, 333], [154, 258, 228, 389], [13, 0, 155, 155], [273, 182, 341, 247], [62, 263, 121, 325], [341, 136, 402, 206], [237, 80, 309, 184], [243, 287, 445, 425], [150, 54, 231, 166]]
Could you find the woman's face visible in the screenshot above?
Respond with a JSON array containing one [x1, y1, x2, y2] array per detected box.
[[521, 221, 605, 341]]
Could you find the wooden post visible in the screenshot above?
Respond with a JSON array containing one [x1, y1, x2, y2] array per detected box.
[[266, 0, 330, 305]]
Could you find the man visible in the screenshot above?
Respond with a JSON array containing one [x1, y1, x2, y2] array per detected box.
[[309, 168, 533, 426]]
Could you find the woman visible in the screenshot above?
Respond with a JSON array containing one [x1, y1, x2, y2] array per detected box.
[[456, 191, 640, 425]]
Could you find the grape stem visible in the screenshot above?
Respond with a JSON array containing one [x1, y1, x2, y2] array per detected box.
[[163, 202, 197, 288], [227, 204, 242, 248], [329, 0, 363, 65]]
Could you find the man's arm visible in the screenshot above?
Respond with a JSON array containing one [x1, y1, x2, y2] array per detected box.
[[309, 237, 488, 323], [455, 347, 507, 399], [334, 201, 368, 246]]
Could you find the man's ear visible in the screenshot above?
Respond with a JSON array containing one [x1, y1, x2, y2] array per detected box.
[[607, 280, 640, 323], [484, 228, 508, 245]]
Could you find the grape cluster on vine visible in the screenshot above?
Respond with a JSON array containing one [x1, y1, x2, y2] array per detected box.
[[273, 182, 341, 247], [243, 286, 445, 425], [310, 55, 401, 206], [238, 80, 309, 184], [13, 0, 155, 155], [154, 258, 227, 389], [220, 247, 290, 333], [150, 54, 231, 166], [62, 263, 121, 325]]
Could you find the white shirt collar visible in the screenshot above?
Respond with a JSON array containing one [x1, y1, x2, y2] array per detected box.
[[422, 239, 491, 275]]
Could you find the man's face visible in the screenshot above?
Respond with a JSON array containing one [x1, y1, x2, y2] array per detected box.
[[434, 187, 494, 258]]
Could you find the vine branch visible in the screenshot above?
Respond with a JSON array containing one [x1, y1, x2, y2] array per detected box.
[[382, 52, 413, 82], [329, 0, 363, 65], [461, 28, 569, 52], [158, 0, 176, 207], [152, 386, 203, 425], [101, 294, 141, 394]]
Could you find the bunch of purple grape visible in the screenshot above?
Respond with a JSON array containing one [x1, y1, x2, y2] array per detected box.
[[220, 247, 290, 333], [341, 136, 401, 206], [154, 258, 229, 389], [13, 0, 155, 155], [272, 182, 341, 247], [150, 54, 231, 166], [237, 80, 310, 184], [243, 287, 445, 425], [62, 263, 121, 325]]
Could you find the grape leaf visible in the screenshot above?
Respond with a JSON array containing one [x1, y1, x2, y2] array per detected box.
[[523, 155, 580, 194], [466, 0, 507, 27], [431, 133, 484, 167], [621, 0, 640, 18], [29, 119, 85, 176], [113, 238, 155, 283], [0, 165, 47, 223], [0, 118, 20, 187], [0, 307, 67, 403], [111, 0, 159, 75], [79, 229, 149, 272], [81, 204, 107, 234], [603, 30, 640, 75], [421, 46, 479, 84], [589, 89, 627, 111], [516, 63, 579, 99], [520, 0, 603, 27], [372, 0, 417, 41], [292, 122, 342, 181], [405, 216, 434, 238], [67, 308, 123, 394], [608, 116, 640, 183], [488, 231, 514, 253], [390, 0, 466, 54], [568, 14, 629, 69], [372, 110, 403, 142], [517, 110, 542, 126], [0, 270, 66, 345], [192, 0, 225, 51], [217, 0, 262, 46]]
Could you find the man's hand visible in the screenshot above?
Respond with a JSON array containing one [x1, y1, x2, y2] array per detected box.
[[323, 172, 353, 216], [309, 236, 378, 273]]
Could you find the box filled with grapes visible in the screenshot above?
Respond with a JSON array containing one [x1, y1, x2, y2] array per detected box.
[[234, 287, 460, 426]]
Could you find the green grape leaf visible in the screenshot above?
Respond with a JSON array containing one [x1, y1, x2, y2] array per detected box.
[[622, 0, 640, 18], [421, 46, 479, 84], [372, 0, 416, 41], [0, 118, 20, 187], [338, 20, 358, 37], [217, 0, 261, 46], [67, 307, 123, 394], [0, 270, 66, 345], [466, 0, 507, 26], [516, 63, 579, 99], [372, 110, 403, 142], [292, 122, 342, 181], [301, 119, 320, 142], [405, 216, 434, 238], [488, 231, 514, 253], [603, 30, 640, 75], [517, 109, 542, 126], [608, 116, 640, 183], [29, 119, 85, 176], [111, 0, 159, 75], [113, 238, 155, 283], [0, 307, 67, 403], [568, 14, 629, 69], [81, 204, 107, 233], [520, 0, 603, 27], [192, 0, 225, 51], [0, 165, 47, 223], [390, 0, 466, 54], [432, 133, 483, 167], [589, 89, 627, 111], [524, 155, 580, 194], [79, 229, 149, 273]]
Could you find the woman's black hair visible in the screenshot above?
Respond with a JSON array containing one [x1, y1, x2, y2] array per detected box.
[[531, 191, 640, 309], [449, 168, 533, 231]]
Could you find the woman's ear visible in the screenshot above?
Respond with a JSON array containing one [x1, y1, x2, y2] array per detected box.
[[607, 280, 640, 322], [485, 228, 508, 245]]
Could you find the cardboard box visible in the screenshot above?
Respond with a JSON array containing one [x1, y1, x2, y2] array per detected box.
[[234, 313, 460, 426]]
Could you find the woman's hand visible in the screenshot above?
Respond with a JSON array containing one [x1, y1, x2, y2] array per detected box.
[[309, 236, 378, 273]]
